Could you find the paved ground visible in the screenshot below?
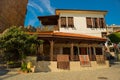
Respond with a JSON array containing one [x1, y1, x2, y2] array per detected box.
[[0, 62, 120, 80]]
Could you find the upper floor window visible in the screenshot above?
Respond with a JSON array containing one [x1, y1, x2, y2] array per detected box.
[[86, 17, 92, 28], [86, 17, 105, 28], [68, 17, 74, 28], [60, 17, 74, 28], [93, 18, 98, 28], [99, 18, 105, 28], [61, 17, 66, 27]]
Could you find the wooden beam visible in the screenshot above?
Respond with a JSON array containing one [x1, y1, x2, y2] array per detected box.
[[70, 43, 74, 61], [88, 46, 92, 61], [50, 40, 54, 61], [40, 44, 43, 55]]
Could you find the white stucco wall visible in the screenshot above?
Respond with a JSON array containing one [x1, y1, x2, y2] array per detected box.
[[58, 13, 107, 37], [36, 61, 109, 72]]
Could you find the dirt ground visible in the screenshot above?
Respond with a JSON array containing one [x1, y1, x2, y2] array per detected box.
[[0, 62, 120, 80]]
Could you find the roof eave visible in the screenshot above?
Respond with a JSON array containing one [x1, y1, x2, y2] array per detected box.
[[55, 9, 107, 15]]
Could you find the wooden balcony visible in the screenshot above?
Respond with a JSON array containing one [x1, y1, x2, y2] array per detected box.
[[36, 25, 59, 32]]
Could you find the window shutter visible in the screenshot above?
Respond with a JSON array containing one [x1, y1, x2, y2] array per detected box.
[[99, 18, 105, 28], [68, 17, 74, 27], [93, 18, 98, 28], [86, 17, 92, 28], [102, 18, 106, 28], [97, 18, 100, 28], [61, 17, 66, 27]]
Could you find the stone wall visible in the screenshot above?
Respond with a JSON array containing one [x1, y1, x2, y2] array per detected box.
[[35, 61, 109, 72]]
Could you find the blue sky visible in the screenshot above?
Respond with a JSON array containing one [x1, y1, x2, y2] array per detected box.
[[24, 0, 120, 27]]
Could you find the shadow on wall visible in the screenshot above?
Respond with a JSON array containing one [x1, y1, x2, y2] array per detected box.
[[35, 61, 51, 72], [26, 56, 51, 72]]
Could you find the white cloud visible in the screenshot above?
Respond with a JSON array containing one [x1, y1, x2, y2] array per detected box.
[[27, 1, 43, 26], [26, 0, 55, 26], [28, 8, 37, 17], [28, 2, 44, 13], [39, 0, 55, 14], [26, 7, 38, 26]]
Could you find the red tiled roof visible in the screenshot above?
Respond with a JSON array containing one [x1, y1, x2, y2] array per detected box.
[[27, 31, 106, 41]]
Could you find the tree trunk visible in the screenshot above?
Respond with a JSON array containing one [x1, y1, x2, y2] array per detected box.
[[0, 0, 28, 33]]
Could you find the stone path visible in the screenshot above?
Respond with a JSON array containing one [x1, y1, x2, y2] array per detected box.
[[0, 62, 120, 80]]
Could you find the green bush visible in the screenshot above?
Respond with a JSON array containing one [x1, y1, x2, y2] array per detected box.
[[7, 61, 21, 68], [21, 62, 32, 72]]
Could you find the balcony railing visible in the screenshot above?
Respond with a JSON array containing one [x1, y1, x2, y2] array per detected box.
[[36, 54, 105, 62], [36, 25, 59, 32], [37, 55, 79, 61]]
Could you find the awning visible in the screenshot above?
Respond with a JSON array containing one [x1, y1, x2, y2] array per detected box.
[[38, 15, 59, 25]]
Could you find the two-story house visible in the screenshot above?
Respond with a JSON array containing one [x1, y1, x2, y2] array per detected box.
[[29, 9, 109, 72]]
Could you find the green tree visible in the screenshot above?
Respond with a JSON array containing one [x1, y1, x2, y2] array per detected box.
[[108, 32, 120, 61], [0, 26, 43, 62], [108, 32, 120, 44]]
